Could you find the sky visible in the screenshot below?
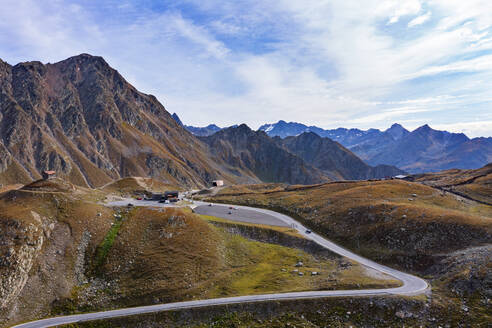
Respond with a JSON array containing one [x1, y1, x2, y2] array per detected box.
[[0, 0, 491, 137]]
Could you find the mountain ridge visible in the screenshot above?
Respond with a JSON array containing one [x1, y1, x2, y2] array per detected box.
[[199, 124, 331, 185], [258, 120, 492, 173], [275, 132, 405, 180]]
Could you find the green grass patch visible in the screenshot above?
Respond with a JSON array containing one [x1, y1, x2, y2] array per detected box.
[[92, 214, 125, 273]]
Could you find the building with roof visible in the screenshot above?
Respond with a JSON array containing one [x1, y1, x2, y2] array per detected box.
[[42, 170, 56, 180]]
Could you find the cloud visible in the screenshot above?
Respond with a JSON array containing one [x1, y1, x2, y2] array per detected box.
[[408, 11, 432, 27], [382, 0, 422, 25], [170, 13, 230, 59], [0, 0, 491, 137]]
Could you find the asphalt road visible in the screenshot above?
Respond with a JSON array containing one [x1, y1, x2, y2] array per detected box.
[[11, 200, 428, 328], [194, 204, 289, 227]]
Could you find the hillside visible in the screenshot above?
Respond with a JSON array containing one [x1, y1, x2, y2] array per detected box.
[[412, 163, 492, 205], [260, 121, 492, 173], [199, 125, 331, 185], [206, 179, 492, 324], [0, 179, 395, 327], [276, 132, 405, 180], [0, 54, 236, 188]]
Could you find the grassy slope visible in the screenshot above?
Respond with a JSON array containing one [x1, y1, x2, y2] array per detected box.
[[204, 180, 492, 324], [208, 181, 491, 268], [412, 163, 492, 204], [73, 208, 398, 311], [1, 180, 398, 328]]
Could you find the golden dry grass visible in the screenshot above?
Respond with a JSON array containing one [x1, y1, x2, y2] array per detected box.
[[209, 180, 492, 273], [101, 177, 182, 196]]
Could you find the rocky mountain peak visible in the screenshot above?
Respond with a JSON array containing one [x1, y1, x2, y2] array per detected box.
[[386, 123, 409, 140], [172, 113, 183, 126], [416, 124, 432, 132], [297, 131, 321, 140]]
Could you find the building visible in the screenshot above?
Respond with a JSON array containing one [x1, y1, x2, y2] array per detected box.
[[42, 170, 56, 180], [212, 180, 224, 187], [151, 193, 163, 201], [393, 175, 414, 182], [164, 191, 179, 200]]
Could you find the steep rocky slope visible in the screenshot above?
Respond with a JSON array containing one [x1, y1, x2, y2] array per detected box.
[[199, 125, 330, 185], [276, 132, 405, 180], [0, 54, 232, 188]]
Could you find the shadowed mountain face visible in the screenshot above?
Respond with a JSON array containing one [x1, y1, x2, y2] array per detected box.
[[260, 121, 492, 173], [0, 54, 231, 187], [276, 132, 405, 180], [199, 125, 331, 185]]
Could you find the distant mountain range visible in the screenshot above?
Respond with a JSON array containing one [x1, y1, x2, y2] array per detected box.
[[258, 121, 492, 173], [181, 118, 491, 173], [171, 113, 223, 136], [185, 124, 223, 137], [173, 114, 404, 180]]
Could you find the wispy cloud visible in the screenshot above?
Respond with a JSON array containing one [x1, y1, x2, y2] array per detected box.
[[408, 11, 432, 27]]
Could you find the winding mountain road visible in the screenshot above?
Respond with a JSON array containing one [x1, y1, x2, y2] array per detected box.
[[11, 200, 428, 328]]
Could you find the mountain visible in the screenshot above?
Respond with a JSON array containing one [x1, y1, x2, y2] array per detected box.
[[276, 132, 405, 180], [259, 121, 404, 147], [170, 113, 224, 137], [199, 125, 330, 185], [259, 121, 492, 173], [360, 125, 491, 173], [185, 124, 222, 136], [171, 113, 183, 126], [0, 54, 236, 188]]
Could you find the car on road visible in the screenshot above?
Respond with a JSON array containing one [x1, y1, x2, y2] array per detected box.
[[208, 203, 212, 206], [305, 229, 312, 234], [228, 211, 232, 214], [136, 197, 142, 200], [127, 203, 134, 207]]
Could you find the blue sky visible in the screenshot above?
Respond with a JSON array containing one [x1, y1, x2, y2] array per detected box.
[[1, 0, 492, 137]]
